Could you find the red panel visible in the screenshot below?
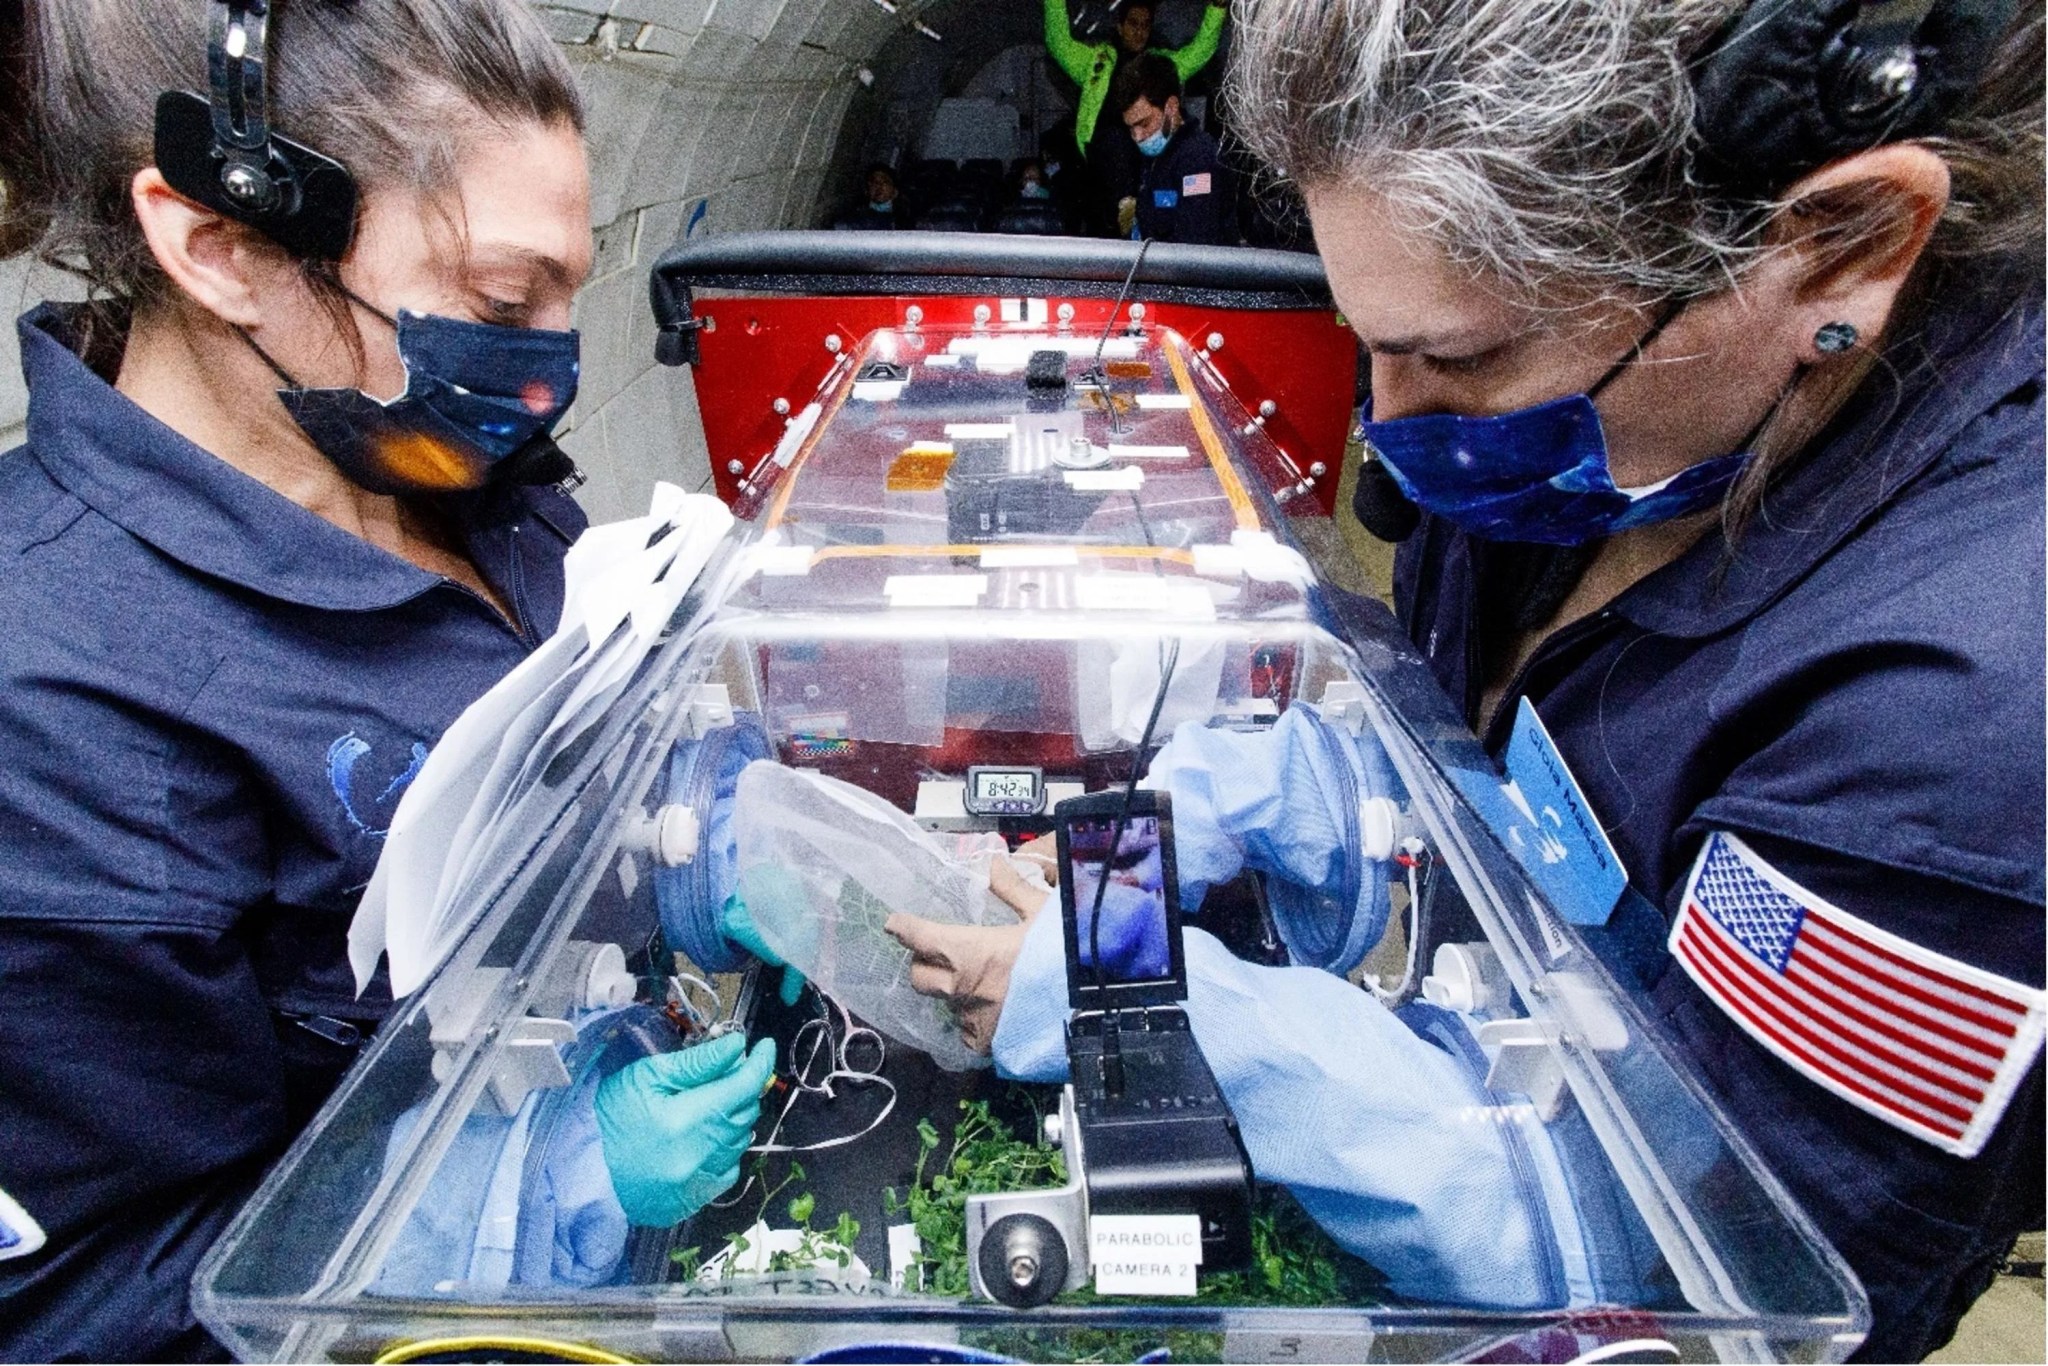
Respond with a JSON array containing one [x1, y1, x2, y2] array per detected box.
[[688, 292, 1358, 515]]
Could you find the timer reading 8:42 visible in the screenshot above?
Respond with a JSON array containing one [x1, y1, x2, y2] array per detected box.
[[964, 765, 1046, 816]]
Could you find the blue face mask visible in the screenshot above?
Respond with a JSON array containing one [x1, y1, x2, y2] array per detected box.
[[868, 198, 894, 214], [1021, 181, 1052, 200], [1136, 128, 1170, 158], [1360, 304, 1753, 546], [261, 302, 581, 496]]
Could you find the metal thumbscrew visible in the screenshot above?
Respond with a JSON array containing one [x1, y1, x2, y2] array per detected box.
[[221, 164, 274, 208], [1008, 1252, 1040, 1288]]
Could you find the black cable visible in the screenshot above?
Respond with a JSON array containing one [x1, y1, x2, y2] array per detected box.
[[1085, 238, 1152, 437]]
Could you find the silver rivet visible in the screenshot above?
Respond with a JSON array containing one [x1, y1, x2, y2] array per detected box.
[[824, 334, 842, 353], [905, 305, 924, 326], [1310, 461, 1327, 477], [1128, 302, 1146, 321], [773, 397, 791, 415], [1206, 331, 1224, 351], [1056, 302, 1076, 324], [726, 459, 743, 474], [1258, 399, 1278, 417], [973, 304, 992, 325]]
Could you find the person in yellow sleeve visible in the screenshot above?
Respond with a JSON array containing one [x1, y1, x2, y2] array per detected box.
[[1043, 0, 1226, 233]]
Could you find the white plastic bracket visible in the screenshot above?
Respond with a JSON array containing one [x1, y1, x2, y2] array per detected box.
[[1477, 1018, 1568, 1121], [426, 965, 577, 1115], [1317, 680, 1370, 736], [682, 683, 734, 740]]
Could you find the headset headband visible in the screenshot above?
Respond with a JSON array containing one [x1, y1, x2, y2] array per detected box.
[[153, 0, 359, 260]]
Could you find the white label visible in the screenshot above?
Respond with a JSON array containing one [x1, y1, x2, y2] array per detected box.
[[1074, 575, 1217, 617], [884, 573, 988, 608], [1134, 393, 1192, 410], [1091, 1214, 1201, 1296], [1063, 466, 1144, 492], [851, 380, 909, 403], [980, 546, 1080, 568], [945, 422, 1015, 439], [923, 354, 963, 368], [771, 402, 822, 467], [742, 545, 815, 577], [1104, 443, 1190, 459]]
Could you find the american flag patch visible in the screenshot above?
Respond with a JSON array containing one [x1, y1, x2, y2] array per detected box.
[[1181, 172, 1212, 197], [1671, 832, 2045, 1156]]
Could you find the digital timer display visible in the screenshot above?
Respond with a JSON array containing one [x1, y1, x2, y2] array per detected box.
[[975, 770, 1038, 803], [963, 765, 1046, 817]]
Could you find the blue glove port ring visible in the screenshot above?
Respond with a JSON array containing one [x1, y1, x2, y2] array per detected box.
[[652, 712, 772, 973], [508, 1006, 675, 1285], [1264, 707, 1396, 975]]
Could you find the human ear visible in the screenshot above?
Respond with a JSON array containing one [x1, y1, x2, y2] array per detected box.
[[129, 166, 296, 328], [1768, 145, 1951, 362]]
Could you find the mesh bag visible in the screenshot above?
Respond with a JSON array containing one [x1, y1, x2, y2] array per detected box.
[[730, 762, 1015, 1071]]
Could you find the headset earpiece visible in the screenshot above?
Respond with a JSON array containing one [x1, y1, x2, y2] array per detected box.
[[1690, 0, 2018, 193], [152, 0, 357, 260]]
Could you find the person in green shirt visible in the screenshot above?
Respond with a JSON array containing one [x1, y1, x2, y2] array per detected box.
[[1043, 0, 1228, 155]]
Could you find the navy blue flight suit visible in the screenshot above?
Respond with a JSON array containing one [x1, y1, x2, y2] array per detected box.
[[1394, 272, 2045, 1361], [0, 306, 586, 1361], [1132, 124, 1234, 246]]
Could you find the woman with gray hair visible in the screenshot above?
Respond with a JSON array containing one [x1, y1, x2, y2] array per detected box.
[[889, 0, 2042, 1357]]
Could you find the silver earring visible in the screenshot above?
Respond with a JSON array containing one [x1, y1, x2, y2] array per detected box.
[[1814, 321, 1859, 354]]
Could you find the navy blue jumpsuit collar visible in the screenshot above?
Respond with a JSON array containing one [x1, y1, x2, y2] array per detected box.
[[1612, 281, 2044, 639], [19, 303, 553, 616]]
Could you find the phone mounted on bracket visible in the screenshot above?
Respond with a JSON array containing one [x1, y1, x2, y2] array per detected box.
[[963, 789, 1252, 1308]]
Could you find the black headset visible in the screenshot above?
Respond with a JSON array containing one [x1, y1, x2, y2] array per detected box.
[[1353, 0, 2020, 544], [153, 0, 358, 260], [1691, 0, 2020, 192]]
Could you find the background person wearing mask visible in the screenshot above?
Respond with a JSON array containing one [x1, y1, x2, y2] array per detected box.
[[0, 2, 779, 1358], [1042, 0, 1228, 234], [1112, 54, 1234, 243], [841, 162, 905, 230], [890, 0, 2044, 1357]]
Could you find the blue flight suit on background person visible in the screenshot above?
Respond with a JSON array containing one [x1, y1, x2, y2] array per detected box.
[[1394, 271, 2046, 1362], [0, 305, 585, 1362]]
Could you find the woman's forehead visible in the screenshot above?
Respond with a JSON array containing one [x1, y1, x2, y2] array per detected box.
[[1304, 184, 1526, 349]]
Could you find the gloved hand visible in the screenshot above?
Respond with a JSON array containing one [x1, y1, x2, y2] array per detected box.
[[1116, 195, 1138, 237], [721, 890, 805, 1006], [594, 1032, 776, 1227], [885, 855, 1048, 1055]]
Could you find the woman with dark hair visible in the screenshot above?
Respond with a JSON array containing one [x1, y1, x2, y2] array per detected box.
[[888, 0, 2044, 1357], [0, 3, 771, 1358]]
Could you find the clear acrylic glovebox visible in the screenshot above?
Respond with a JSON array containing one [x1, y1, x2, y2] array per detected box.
[[194, 318, 1868, 1364]]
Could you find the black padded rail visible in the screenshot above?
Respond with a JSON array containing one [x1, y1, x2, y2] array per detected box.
[[648, 231, 1333, 365]]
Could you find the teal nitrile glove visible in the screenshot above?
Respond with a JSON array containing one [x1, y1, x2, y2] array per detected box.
[[594, 1032, 777, 1227], [721, 890, 806, 1006]]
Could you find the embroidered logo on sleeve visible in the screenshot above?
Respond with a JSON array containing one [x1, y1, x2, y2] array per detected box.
[[1181, 172, 1212, 197], [1671, 831, 2046, 1157]]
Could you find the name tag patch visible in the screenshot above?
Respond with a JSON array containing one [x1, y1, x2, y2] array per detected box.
[[1670, 831, 2047, 1157], [1181, 172, 1212, 197]]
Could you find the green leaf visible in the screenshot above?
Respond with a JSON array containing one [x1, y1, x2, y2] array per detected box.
[[788, 1192, 816, 1225]]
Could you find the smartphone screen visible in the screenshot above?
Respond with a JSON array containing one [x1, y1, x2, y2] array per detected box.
[[1067, 813, 1172, 984]]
